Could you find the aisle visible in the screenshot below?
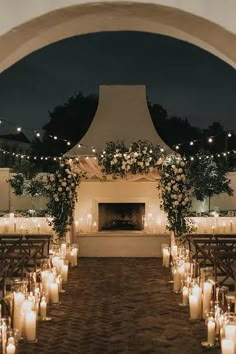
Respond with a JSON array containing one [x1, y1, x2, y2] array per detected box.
[[18, 258, 220, 354]]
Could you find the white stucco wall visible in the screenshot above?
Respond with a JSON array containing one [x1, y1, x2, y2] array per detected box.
[[1, 0, 236, 73], [1, 0, 236, 37], [1, 168, 236, 213]]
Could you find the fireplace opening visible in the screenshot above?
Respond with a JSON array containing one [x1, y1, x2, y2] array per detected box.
[[98, 203, 145, 231]]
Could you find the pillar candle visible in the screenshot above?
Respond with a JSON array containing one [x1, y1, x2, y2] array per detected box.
[[6, 344, 16, 354], [192, 286, 202, 318], [221, 339, 234, 354], [173, 270, 181, 293], [225, 325, 236, 353], [207, 318, 215, 346], [25, 310, 36, 342], [182, 286, 189, 305], [202, 281, 213, 319], [189, 294, 199, 320], [70, 248, 78, 266], [49, 282, 59, 304], [61, 264, 68, 282], [171, 245, 178, 259], [1, 323, 6, 354], [40, 297, 47, 320], [60, 243, 67, 257], [13, 292, 25, 339]]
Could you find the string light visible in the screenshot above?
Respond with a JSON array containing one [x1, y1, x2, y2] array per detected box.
[[208, 137, 213, 143], [189, 141, 194, 146], [175, 145, 179, 150], [228, 132, 232, 138], [16, 126, 21, 132]]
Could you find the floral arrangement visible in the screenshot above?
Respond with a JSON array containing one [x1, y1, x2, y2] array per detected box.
[[43, 159, 82, 239], [8, 159, 82, 240], [8, 173, 45, 197], [159, 155, 194, 243], [98, 140, 163, 178]]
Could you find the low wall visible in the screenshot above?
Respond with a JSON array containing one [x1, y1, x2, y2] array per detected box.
[[0, 168, 236, 213]]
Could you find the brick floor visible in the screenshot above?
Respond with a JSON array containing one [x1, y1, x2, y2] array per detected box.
[[18, 258, 221, 354]]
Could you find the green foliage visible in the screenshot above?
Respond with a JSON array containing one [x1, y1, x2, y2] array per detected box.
[[44, 159, 82, 239], [188, 154, 233, 211], [98, 140, 163, 178], [8, 161, 45, 197], [8, 159, 82, 239], [159, 155, 194, 243]]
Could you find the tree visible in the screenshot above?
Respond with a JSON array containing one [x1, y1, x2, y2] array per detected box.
[[31, 92, 98, 159], [188, 154, 233, 212]]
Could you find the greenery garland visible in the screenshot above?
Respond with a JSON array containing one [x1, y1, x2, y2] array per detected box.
[[159, 155, 194, 243], [97, 140, 163, 178]]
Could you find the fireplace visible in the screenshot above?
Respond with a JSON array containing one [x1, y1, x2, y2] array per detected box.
[[98, 203, 145, 231]]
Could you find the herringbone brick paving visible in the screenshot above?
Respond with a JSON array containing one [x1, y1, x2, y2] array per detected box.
[[18, 258, 220, 354]]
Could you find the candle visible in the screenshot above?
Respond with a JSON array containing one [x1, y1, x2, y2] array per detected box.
[[207, 318, 215, 346], [37, 224, 41, 233], [60, 243, 67, 257], [25, 310, 37, 342], [13, 292, 25, 339], [221, 339, 234, 354], [40, 297, 47, 320], [1, 323, 7, 354], [192, 285, 202, 318], [189, 294, 199, 320], [6, 344, 16, 354], [61, 264, 68, 282], [182, 286, 189, 305], [173, 269, 181, 293], [225, 325, 236, 352], [70, 247, 78, 266], [202, 281, 213, 318], [162, 247, 170, 267], [49, 282, 59, 304], [171, 245, 178, 259]]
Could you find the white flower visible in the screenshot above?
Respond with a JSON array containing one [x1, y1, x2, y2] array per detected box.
[[176, 175, 181, 181], [178, 168, 183, 173], [66, 187, 70, 191], [111, 161, 114, 165], [67, 174, 72, 179], [180, 161, 185, 167], [182, 201, 186, 206], [61, 182, 67, 187], [127, 165, 130, 171], [145, 162, 150, 166], [173, 200, 179, 206], [171, 165, 175, 169], [60, 164, 64, 167], [171, 180, 175, 184], [121, 165, 126, 170], [171, 194, 175, 199], [71, 183, 75, 187], [58, 174, 61, 178], [168, 182, 171, 187], [54, 197, 59, 202], [58, 187, 62, 192], [166, 186, 171, 192], [65, 169, 70, 174], [185, 197, 189, 202], [50, 174, 55, 182]]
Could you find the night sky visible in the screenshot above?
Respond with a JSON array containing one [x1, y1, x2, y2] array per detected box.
[[0, 31, 236, 135]]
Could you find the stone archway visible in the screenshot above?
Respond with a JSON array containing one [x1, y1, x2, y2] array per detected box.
[[0, 2, 236, 74]]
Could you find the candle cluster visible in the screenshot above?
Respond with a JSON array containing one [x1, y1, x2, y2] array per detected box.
[[0, 242, 79, 351], [162, 242, 236, 353]]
